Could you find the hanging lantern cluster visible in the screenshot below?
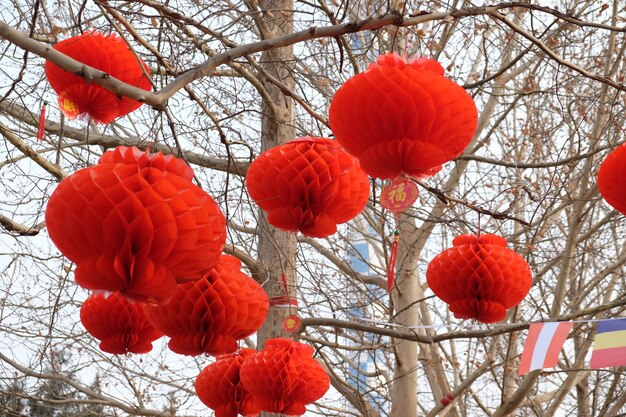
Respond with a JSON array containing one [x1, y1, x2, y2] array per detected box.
[[246, 136, 369, 238], [46, 146, 227, 304], [426, 234, 532, 323], [45, 31, 152, 124], [329, 53, 478, 180], [196, 339, 330, 417], [79, 292, 162, 355], [143, 255, 269, 356], [240, 338, 330, 415], [597, 143, 626, 215], [195, 349, 261, 417]]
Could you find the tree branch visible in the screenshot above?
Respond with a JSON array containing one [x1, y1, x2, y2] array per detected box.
[[0, 99, 249, 175], [488, 10, 626, 92], [0, 121, 66, 180]]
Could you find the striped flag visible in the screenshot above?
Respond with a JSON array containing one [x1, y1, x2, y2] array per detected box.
[[519, 322, 573, 375], [590, 318, 626, 369]]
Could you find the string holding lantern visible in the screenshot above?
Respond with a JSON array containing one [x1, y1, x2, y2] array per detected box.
[[195, 349, 261, 417], [597, 143, 626, 215], [240, 338, 330, 416], [79, 292, 162, 354], [426, 234, 532, 323], [329, 53, 478, 181], [142, 254, 269, 356], [246, 136, 370, 238], [45, 146, 227, 303], [45, 31, 152, 124]]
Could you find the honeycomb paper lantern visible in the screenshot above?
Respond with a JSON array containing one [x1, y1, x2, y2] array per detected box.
[[80, 292, 162, 354], [195, 349, 261, 417], [240, 338, 330, 415], [426, 234, 532, 323], [246, 136, 370, 238], [143, 255, 269, 356], [46, 146, 227, 303], [45, 31, 152, 124], [598, 143, 626, 215], [329, 53, 478, 179]]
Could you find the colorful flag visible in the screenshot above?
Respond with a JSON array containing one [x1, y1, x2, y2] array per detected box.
[[519, 322, 573, 375], [590, 318, 626, 369]]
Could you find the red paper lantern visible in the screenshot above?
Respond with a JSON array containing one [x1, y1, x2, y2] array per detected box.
[[46, 146, 227, 303], [240, 338, 330, 415], [246, 136, 370, 238], [329, 53, 478, 179], [426, 234, 532, 323], [598, 143, 626, 215], [80, 292, 162, 354], [45, 31, 152, 124], [143, 254, 269, 356], [195, 349, 261, 417]]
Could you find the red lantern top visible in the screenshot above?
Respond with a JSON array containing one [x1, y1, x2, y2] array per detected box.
[[240, 338, 330, 415], [329, 53, 478, 179], [45, 146, 227, 303], [45, 31, 152, 124], [598, 143, 626, 215], [195, 349, 261, 417], [142, 254, 269, 356], [426, 234, 532, 323], [246, 136, 370, 238], [80, 292, 162, 354]]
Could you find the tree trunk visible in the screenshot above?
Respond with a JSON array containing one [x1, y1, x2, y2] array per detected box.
[[253, 2, 296, 416], [390, 215, 420, 417]]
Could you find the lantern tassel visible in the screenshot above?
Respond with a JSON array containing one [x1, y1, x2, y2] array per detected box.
[[37, 101, 47, 142], [387, 230, 400, 292]]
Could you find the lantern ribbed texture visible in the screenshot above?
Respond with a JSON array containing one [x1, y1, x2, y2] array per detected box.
[[195, 349, 261, 417], [45, 31, 152, 124], [426, 234, 532, 323], [598, 143, 626, 215], [45, 146, 227, 303], [142, 254, 269, 356], [329, 53, 478, 179], [80, 292, 162, 354], [240, 338, 330, 415], [246, 136, 369, 238]]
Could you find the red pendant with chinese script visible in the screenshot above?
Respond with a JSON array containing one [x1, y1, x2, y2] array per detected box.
[[282, 315, 301, 333], [380, 178, 418, 212]]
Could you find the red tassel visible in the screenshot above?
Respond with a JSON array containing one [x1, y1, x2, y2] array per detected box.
[[440, 392, 454, 406], [387, 230, 400, 292], [37, 101, 47, 142], [280, 273, 288, 294]]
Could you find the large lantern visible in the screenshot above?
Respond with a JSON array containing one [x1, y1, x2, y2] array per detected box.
[[143, 255, 269, 356], [240, 338, 330, 415], [80, 292, 162, 354], [246, 136, 369, 238], [195, 349, 261, 417], [46, 146, 227, 303], [329, 53, 478, 180], [598, 143, 626, 215], [45, 31, 152, 124], [426, 234, 532, 323]]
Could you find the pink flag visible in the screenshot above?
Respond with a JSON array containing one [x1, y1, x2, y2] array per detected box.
[[519, 322, 573, 375]]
